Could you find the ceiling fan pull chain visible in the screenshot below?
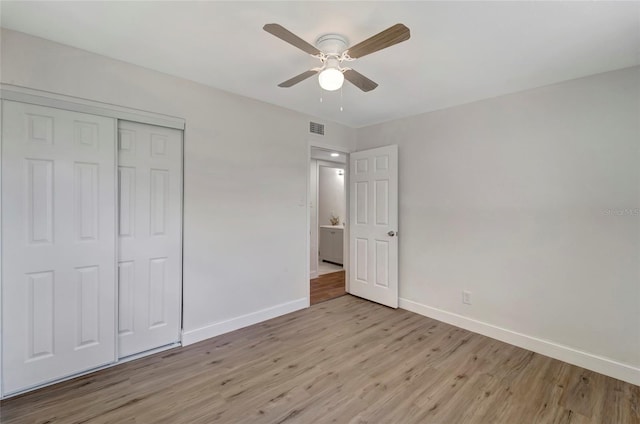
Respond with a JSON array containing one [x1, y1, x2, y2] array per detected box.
[[340, 85, 344, 112]]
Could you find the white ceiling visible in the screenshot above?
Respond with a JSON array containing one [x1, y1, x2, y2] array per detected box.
[[2, 1, 639, 128]]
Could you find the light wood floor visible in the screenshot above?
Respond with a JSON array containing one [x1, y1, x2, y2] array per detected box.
[[310, 270, 346, 305], [1, 295, 638, 423]]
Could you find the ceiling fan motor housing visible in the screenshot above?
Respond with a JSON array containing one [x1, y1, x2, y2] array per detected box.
[[316, 34, 348, 55]]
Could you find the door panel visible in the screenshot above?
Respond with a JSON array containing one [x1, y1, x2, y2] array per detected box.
[[2, 100, 117, 395], [349, 145, 398, 308], [117, 121, 182, 358], [76, 265, 100, 348]]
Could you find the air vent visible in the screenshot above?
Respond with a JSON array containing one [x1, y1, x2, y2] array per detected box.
[[310, 121, 325, 135]]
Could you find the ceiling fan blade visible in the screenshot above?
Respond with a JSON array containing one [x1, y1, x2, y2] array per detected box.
[[278, 70, 319, 87], [343, 69, 378, 92], [264, 23, 321, 55], [346, 23, 410, 59]]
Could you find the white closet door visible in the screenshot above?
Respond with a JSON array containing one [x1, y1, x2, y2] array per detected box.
[[1, 100, 117, 395], [117, 121, 182, 358]]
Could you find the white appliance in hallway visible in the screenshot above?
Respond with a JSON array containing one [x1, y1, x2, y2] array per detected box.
[[319, 225, 344, 266]]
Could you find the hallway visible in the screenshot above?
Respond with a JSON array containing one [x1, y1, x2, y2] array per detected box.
[[310, 270, 346, 305]]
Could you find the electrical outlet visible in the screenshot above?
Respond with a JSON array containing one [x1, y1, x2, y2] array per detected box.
[[462, 290, 472, 305]]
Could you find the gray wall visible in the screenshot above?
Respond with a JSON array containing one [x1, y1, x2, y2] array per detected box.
[[3, 27, 638, 383], [356, 67, 640, 378], [318, 165, 346, 227], [1, 29, 356, 341]]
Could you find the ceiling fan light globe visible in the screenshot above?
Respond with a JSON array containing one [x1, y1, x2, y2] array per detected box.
[[318, 68, 344, 91]]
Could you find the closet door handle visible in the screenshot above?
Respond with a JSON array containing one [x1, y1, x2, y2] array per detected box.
[[387, 230, 396, 237]]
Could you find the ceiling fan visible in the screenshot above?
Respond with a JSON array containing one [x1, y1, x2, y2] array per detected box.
[[263, 23, 410, 92]]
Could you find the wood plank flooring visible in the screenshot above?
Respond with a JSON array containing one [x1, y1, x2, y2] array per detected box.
[[1, 295, 638, 424], [310, 270, 346, 305]]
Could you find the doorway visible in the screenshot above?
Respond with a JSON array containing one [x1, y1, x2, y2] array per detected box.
[[307, 143, 399, 309], [309, 147, 347, 305]]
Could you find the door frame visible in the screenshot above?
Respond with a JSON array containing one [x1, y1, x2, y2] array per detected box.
[[306, 140, 351, 306], [0, 84, 185, 130], [313, 160, 346, 278]]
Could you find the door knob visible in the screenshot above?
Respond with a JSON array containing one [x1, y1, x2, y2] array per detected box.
[[387, 230, 396, 237]]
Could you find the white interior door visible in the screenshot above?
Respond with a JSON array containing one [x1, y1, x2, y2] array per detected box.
[[1, 100, 116, 395], [309, 159, 318, 278], [349, 145, 398, 308], [117, 121, 182, 358]]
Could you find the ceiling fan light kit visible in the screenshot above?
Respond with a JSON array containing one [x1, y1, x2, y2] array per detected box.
[[318, 67, 344, 91], [263, 23, 410, 93], [316, 34, 349, 91]]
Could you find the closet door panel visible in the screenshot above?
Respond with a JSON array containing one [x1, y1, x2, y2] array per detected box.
[[2, 101, 117, 395], [117, 121, 182, 358]]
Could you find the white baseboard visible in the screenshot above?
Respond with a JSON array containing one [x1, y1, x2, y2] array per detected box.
[[310, 271, 318, 279], [182, 298, 308, 346], [399, 298, 640, 386]]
